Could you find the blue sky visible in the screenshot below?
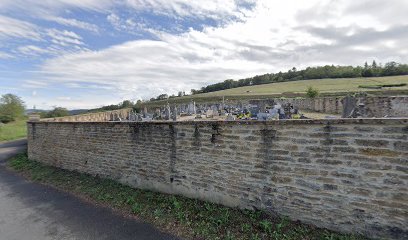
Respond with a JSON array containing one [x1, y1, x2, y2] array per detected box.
[[0, 0, 407, 110]]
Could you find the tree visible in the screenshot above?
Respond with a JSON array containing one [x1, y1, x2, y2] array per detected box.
[[372, 60, 377, 68], [120, 100, 133, 108], [362, 62, 373, 77], [371, 60, 379, 76], [382, 61, 401, 76], [156, 94, 168, 100], [157, 61, 407, 97], [0, 94, 25, 123], [306, 86, 319, 98], [43, 107, 69, 118], [134, 100, 143, 113]]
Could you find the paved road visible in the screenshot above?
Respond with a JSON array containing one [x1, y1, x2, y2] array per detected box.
[[0, 139, 178, 240]]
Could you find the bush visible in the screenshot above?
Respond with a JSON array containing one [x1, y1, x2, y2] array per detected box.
[[0, 94, 25, 121], [42, 107, 70, 118], [306, 86, 319, 98], [0, 115, 15, 123]]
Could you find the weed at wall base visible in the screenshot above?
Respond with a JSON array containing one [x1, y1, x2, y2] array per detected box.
[[8, 153, 366, 240]]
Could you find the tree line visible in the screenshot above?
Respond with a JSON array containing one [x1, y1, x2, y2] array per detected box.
[[88, 100, 143, 113], [188, 61, 408, 95]]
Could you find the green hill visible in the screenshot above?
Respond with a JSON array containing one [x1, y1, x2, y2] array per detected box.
[[147, 75, 408, 106]]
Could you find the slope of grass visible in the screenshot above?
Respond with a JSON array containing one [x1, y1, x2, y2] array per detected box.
[[147, 75, 408, 106], [0, 119, 27, 142], [8, 152, 366, 240], [200, 75, 408, 96]]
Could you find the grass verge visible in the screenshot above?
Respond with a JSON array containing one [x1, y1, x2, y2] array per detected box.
[[0, 119, 27, 142], [8, 153, 366, 240]]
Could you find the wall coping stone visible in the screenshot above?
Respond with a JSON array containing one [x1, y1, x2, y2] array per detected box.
[[39, 108, 133, 121], [28, 118, 408, 125]]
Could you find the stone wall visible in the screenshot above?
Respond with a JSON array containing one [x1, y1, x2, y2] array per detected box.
[[145, 96, 408, 117], [39, 108, 133, 122], [145, 97, 344, 115], [276, 97, 344, 114], [364, 96, 408, 118], [27, 119, 408, 239]]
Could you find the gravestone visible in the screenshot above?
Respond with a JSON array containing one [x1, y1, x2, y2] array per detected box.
[[128, 110, 134, 121], [259, 102, 266, 113], [164, 103, 171, 120], [341, 96, 357, 118], [157, 107, 163, 120], [350, 102, 366, 118], [268, 108, 279, 119], [143, 106, 148, 118], [226, 113, 236, 121], [187, 101, 196, 115], [249, 106, 260, 117], [257, 113, 268, 121], [171, 105, 178, 121], [142, 113, 153, 121], [206, 109, 214, 118], [212, 105, 219, 117]]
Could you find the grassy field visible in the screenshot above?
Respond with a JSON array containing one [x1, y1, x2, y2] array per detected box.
[[9, 153, 366, 240], [148, 75, 408, 106], [0, 119, 27, 142]]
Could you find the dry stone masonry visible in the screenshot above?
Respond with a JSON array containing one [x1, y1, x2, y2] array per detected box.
[[27, 119, 408, 239], [145, 96, 408, 118], [40, 108, 133, 122]]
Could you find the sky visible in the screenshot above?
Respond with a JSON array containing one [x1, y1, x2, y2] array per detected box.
[[0, 0, 407, 110]]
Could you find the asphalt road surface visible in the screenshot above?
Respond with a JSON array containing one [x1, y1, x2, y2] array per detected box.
[[0, 139, 178, 240]]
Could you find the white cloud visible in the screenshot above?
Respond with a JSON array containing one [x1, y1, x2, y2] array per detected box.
[[35, 0, 408, 104], [1, 0, 408, 109], [46, 29, 84, 46], [45, 16, 99, 33], [17, 45, 50, 56], [22, 80, 50, 89], [0, 15, 88, 58], [0, 0, 252, 20], [123, 0, 253, 20], [106, 13, 148, 34], [0, 0, 114, 15], [0, 51, 13, 59], [106, 13, 121, 29], [24, 94, 112, 110], [56, 96, 71, 101], [0, 15, 41, 40]]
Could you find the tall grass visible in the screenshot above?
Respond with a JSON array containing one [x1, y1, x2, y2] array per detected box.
[[0, 119, 27, 142]]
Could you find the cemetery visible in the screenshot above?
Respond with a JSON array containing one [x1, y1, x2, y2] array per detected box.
[[37, 95, 408, 124], [25, 94, 408, 240], [137, 95, 408, 122]]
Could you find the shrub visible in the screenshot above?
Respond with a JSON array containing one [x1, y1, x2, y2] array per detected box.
[[0, 115, 15, 123], [358, 83, 407, 89], [259, 219, 273, 233], [306, 86, 319, 98]]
